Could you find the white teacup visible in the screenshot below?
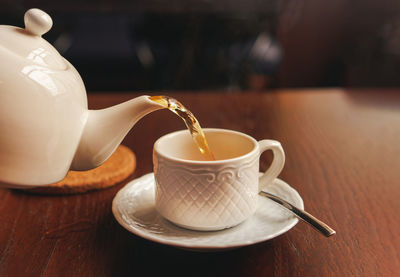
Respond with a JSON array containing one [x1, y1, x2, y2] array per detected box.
[[153, 128, 285, 231]]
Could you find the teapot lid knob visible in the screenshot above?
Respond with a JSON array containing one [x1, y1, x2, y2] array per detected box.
[[24, 8, 53, 36]]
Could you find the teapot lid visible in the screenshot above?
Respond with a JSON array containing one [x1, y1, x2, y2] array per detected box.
[[0, 9, 67, 70]]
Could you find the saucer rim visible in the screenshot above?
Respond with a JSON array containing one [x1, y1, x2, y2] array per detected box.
[[112, 173, 303, 251]]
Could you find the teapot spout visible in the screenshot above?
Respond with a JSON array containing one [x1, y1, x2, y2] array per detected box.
[[71, 95, 163, 170]]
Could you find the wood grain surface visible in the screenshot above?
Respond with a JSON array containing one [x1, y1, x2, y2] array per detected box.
[[1, 88, 399, 276]]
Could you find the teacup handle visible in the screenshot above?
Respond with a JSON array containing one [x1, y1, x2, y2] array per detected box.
[[258, 140, 285, 190]]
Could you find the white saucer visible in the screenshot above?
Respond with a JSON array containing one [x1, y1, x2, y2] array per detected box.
[[112, 173, 303, 251]]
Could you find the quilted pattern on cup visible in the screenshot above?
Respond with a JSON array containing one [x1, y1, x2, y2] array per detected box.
[[154, 155, 259, 230]]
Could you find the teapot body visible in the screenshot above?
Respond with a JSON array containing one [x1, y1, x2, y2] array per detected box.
[[0, 52, 88, 187]]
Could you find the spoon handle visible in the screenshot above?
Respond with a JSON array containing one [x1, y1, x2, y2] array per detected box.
[[259, 191, 336, 237]]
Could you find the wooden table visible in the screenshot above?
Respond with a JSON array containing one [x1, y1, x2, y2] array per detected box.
[[1, 88, 399, 276]]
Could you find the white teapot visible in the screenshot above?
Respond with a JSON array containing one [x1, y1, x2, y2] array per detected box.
[[0, 9, 164, 188]]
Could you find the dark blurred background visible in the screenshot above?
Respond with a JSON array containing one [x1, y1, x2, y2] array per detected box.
[[1, 0, 400, 91]]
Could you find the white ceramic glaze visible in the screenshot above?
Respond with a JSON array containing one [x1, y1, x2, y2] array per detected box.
[[112, 173, 303, 251], [153, 129, 285, 231], [0, 9, 163, 188]]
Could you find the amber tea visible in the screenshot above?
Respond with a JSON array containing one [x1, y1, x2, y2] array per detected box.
[[149, 96, 215, 160]]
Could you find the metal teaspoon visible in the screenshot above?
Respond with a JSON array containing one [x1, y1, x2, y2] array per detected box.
[[259, 190, 336, 237]]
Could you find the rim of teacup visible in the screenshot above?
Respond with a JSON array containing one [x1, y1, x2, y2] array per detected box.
[[153, 128, 259, 164]]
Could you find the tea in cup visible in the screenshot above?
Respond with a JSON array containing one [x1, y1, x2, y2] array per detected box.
[[153, 128, 285, 231]]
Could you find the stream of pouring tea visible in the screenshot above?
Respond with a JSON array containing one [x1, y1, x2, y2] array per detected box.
[[149, 96, 215, 161]]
